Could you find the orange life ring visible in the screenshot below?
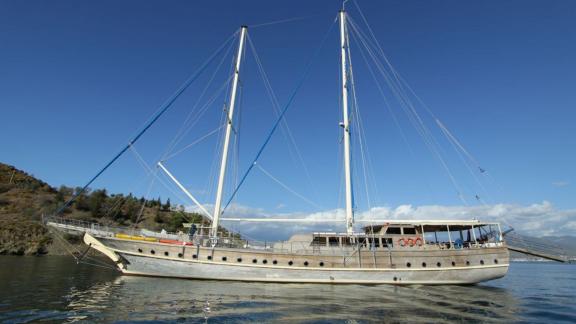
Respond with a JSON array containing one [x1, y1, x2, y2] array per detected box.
[[414, 237, 423, 246], [398, 238, 406, 247], [408, 238, 415, 247]]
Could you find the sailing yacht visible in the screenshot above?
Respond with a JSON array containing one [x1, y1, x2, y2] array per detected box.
[[76, 8, 509, 284]]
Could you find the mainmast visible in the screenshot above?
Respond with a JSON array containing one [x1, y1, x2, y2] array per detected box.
[[339, 10, 354, 234], [211, 26, 247, 239]]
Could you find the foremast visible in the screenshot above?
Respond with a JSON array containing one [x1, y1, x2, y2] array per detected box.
[[339, 10, 354, 234], [211, 26, 248, 239]]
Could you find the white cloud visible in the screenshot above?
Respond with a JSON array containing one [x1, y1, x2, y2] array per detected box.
[[187, 201, 576, 241], [552, 181, 570, 187]]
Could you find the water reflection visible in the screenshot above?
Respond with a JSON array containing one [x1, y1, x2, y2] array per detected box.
[[4, 257, 576, 323]]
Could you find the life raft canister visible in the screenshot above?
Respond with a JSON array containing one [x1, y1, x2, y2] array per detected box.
[[398, 238, 407, 247], [414, 237, 423, 246]]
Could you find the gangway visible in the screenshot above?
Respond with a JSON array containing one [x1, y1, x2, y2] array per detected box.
[[504, 231, 571, 263]]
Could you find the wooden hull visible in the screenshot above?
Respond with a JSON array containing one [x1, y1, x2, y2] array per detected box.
[[85, 234, 509, 285]]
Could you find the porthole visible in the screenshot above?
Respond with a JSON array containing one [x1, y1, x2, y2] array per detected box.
[[288, 261, 293, 266], [272, 260, 278, 265], [480, 260, 485, 265], [150, 250, 155, 255], [421, 262, 427, 268], [393, 276, 398, 282], [494, 259, 498, 264], [252, 259, 257, 264], [178, 253, 183, 258], [237, 257, 242, 263], [138, 248, 143, 253], [164, 251, 169, 257], [466, 261, 470, 266], [319, 261, 324, 267], [222, 256, 227, 261], [304, 261, 309, 266], [451, 261, 456, 266], [406, 262, 411, 268], [262, 259, 268, 264], [436, 262, 441, 267], [207, 255, 212, 260], [192, 254, 197, 259]]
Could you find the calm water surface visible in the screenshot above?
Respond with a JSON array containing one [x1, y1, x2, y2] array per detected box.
[[0, 256, 574, 323]]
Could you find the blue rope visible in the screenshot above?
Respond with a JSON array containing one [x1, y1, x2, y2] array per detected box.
[[55, 32, 237, 215], [222, 19, 337, 214]]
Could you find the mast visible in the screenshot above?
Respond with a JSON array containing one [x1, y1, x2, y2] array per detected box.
[[339, 10, 354, 234], [211, 26, 247, 239]]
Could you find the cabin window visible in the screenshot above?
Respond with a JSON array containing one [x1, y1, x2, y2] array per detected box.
[[357, 237, 367, 247], [288, 261, 293, 266], [178, 253, 183, 258], [319, 261, 325, 267], [207, 255, 212, 260], [222, 256, 227, 261], [436, 262, 441, 267], [466, 261, 470, 266], [406, 262, 411, 268], [368, 237, 380, 248], [328, 237, 339, 247], [304, 261, 309, 266], [387, 227, 401, 235], [192, 254, 197, 259], [451, 261, 456, 266], [262, 259, 268, 264], [138, 248, 143, 253], [422, 262, 427, 268], [403, 227, 416, 235], [252, 259, 257, 264], [494, 259, 498, 264], [150, 250, 155, 255], [382, 238, 393, 247], [164, 251, 169, 257], [237, 258, 242, 262], [342, 237, 353, 246], [273, 260, 278, 265], [312, 236, 327, 246], [480, 260, 484, 265]]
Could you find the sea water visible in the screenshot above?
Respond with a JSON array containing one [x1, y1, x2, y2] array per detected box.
[[0, 256, 574, 323]]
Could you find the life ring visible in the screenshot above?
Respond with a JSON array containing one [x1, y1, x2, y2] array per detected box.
[[398, 238, 406, 247], [407, 238, 415, 247], [414, 237, 423, 246]]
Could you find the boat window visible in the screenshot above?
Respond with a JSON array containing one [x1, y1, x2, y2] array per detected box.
[[341, 237, 353, 246], [138, 248, 143, 253], [164, 251, 169, 256], [422, 262, 427, 268], [328, 237, 339, 247], [262, 259, 268, 264], [451, 261, 456, 266], [288, 261, 293, 266], [387, 227, 401, 235], [312, 236, 327, 246], [207, 255, 212, 260], [252, 259, 257, 263], [403, 227, 416, 235], [406, 262, 411, 268], [382, 238, 393, 247], [192, 254, 197, 259], [178, 253, 183, 258], [494, 259, 498, 264], [304, 261, 309, 266], [319, 261, 324, 267], [237, 258, 242, 262], [273, 260, 278, 264], [150, 250, 155, 255], [368, 237, 380, 248], [222, 256, 227, 261], [436, 262, 441, 267]]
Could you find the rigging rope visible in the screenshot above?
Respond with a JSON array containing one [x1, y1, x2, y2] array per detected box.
[[221, 17, 338, 215], [55, 32, 237, 215], [256, 164, 322, 210]]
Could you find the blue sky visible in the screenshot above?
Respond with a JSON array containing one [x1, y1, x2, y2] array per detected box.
[[1, 0, 575, 234]]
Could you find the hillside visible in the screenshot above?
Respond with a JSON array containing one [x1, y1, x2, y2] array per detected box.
[[0, 162, 209, 255]]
